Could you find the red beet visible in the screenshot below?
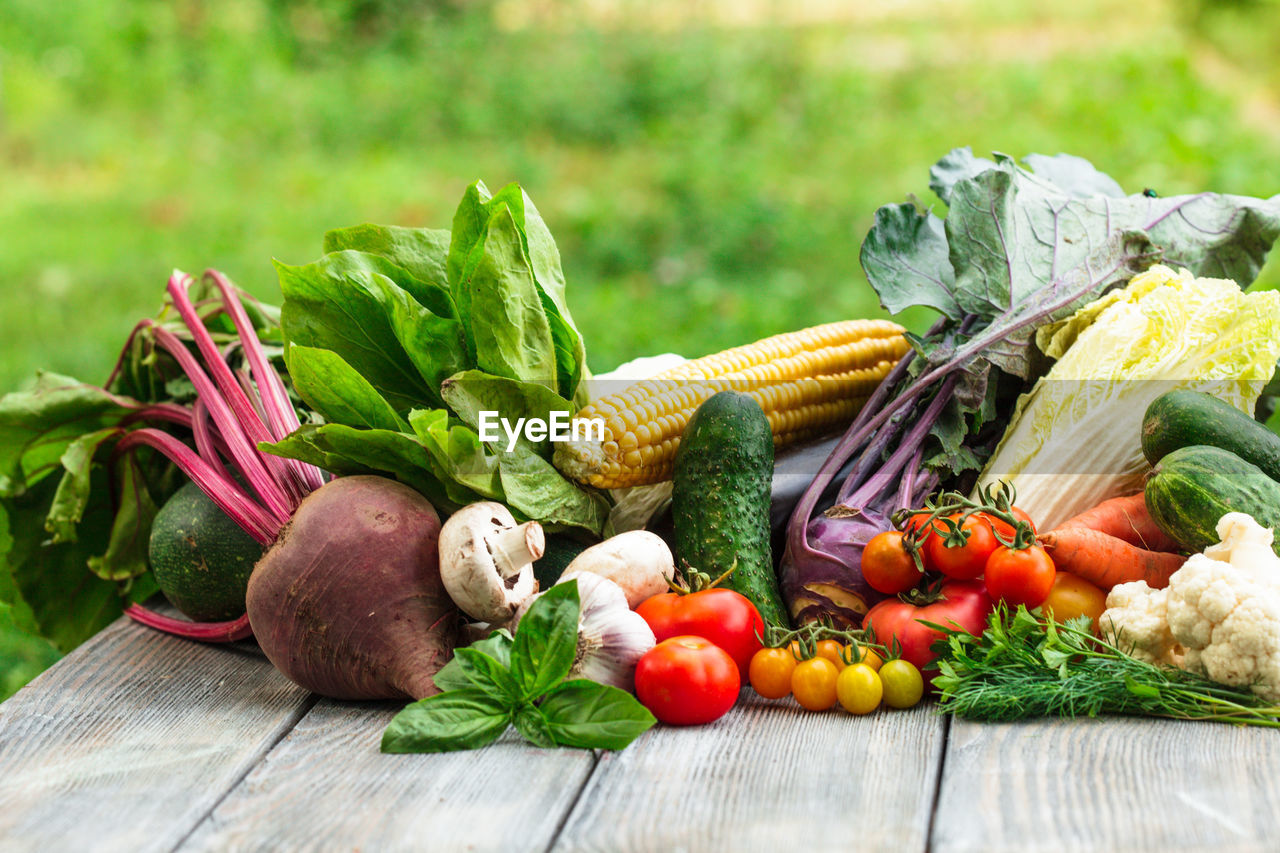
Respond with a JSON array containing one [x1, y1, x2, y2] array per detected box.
[[247, 476, 457, 700], [119, 272, 460, 701]]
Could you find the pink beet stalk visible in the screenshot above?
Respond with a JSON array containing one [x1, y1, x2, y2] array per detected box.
[[122, 270, 324, 642]]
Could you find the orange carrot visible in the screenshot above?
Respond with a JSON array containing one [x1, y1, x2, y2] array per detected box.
[[1056, 492, 1181, 553], [1038, 527, 1185, 590]]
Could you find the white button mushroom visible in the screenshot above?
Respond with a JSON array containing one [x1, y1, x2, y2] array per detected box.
[[438, 502, 544, 625]]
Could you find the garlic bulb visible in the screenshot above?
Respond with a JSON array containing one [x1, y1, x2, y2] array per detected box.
[[513, 572, 655, 691]]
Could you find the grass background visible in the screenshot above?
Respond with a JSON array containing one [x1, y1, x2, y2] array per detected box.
[[4, 0, 1280, 697], [4, 0, 1280, 394]]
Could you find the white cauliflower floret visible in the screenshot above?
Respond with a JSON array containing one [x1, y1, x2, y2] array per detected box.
[[1100, 581, 1176, 665], [1113, 512, 1280, 702]]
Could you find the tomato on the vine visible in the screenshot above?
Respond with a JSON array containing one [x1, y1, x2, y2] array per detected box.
[[984, 545, 1056, 608], [863, 579, 993, 670], [748, 647, 797, 699], [635, 636, 740, 726], [863, 530, 924, 594], [987, 506, 1038, 540], [791, 657, 839, 711], [925, 514, 1000, 580], [636, 588, 764, 680], [836, 663, 883, 715], [814, 639, 849, 672]]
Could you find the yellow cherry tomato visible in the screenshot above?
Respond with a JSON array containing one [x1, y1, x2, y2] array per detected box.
[[848, 643, 883, 672], [749, 647, 797, 699], [1041, 571, 1108, 634], [836, 663, 883, 715], [814, 639, 848, 672], [791, 657, 839, 711], [879, 659, 925, 709]]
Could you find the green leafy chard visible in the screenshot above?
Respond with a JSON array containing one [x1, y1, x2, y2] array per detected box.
[[382, 580, 655, 753], [265, 180, 608, 534]]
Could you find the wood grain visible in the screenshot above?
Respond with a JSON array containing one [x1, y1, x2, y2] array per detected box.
[[931, 716, 1280, 853], [0, 615, 310, 853], [178, 700, 598, 852], [551, 690, 946, 853]]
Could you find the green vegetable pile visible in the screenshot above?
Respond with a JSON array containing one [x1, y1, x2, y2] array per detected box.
[[265, 182, 608, 534], [933, 606, 1280, 727]]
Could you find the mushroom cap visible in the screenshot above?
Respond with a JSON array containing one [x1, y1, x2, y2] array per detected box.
[[438, 502, 542, 624]]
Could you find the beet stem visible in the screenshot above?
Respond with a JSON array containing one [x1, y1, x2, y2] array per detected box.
[[124, 604, 253, 643]]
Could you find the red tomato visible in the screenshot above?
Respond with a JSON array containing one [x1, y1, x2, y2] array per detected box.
[[984, 545, 1056, 608], [635, 636, 740, 726], [925, 514, 1000, 580], [986, 507, 1038, 541], [862, 530, 924, 594], [902, 511, 941, 559], [635, 589, 764, 680], [862, 580, 993, 670]]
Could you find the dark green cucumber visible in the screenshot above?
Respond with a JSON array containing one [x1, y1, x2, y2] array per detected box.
[[1144, 445, 1280, 555], [149, 481, 264, 621], [672, 391, 788, 627], [534, 534, 592, 590], [1142, 390, 1280, 481]]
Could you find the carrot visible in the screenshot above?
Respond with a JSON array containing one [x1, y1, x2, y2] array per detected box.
[[1056, 492, 1181, 553], [1038, 527, 1185, 590]]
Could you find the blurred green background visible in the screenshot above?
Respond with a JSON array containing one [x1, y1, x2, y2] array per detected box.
[[5, 0, 1280, 395], [3, 0, 1280, 696]]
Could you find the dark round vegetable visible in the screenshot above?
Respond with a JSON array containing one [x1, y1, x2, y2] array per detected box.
[[150, 481, 264, 622]]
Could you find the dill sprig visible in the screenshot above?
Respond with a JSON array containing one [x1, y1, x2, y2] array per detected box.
[[931, 605, 1280, 727]]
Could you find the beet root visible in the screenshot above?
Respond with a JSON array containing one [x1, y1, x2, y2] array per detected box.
[[246, 475, 459, 700]]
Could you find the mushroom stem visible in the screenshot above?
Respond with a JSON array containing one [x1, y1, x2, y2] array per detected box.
[[490, 521, 546, 578]]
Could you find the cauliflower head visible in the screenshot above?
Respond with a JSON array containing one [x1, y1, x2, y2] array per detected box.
[[1100, 581, 1177, 665], [1163, 513, 1280, 701]]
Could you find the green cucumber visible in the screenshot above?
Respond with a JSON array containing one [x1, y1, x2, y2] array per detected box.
[[149, 481, 264, 621], [1144, 445, 1280, 555], [672, 391, 788, 627], [534, 534, 592, 590], [1142, 390, 1280, 481]]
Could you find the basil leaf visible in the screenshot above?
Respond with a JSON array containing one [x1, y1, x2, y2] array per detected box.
[[509, 580, 579, 700], [512, 703, 556, 749], [381, 688, 511, 754], [432, 631, 513, 694], [450, 646, 522, 703], [540, 679, 657, 750]]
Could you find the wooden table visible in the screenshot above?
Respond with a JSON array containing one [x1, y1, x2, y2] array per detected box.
[[3, 614, 1278, 853]]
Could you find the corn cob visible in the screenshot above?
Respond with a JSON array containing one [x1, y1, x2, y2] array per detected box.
[[553, 319, 910, 489]]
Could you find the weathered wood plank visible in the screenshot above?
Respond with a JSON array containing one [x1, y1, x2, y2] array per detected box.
[[178, 700, 597, 852], [0, 615, 311, 853], [931, 716, 1280, 853], [551, 690, 945, 853]]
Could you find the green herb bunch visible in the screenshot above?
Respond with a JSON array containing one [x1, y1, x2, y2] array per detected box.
[[932, 605, 1280, 727], [382, 579, 656, 753]]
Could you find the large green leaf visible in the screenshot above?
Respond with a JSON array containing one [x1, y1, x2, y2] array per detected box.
[[286, 346, 408, 433], [440, 370, 574, 458], [0, 374, 138, 498], [322, 224, 452, 291], [276, 252, 467, 411]]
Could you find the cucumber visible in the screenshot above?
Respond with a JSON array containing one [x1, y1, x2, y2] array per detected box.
[[1142, 390, 1280, 481], [534, 534, 592, 590], [150, 481, 264, 621], [672, 391, 788, 627], [1144, 445, 1280, 555]]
